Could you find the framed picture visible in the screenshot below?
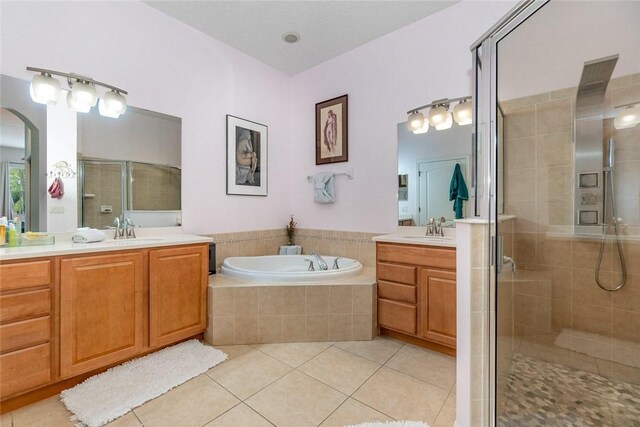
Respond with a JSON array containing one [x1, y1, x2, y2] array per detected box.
[[226, 115, 268, 196], [315, 94, 348, 165]]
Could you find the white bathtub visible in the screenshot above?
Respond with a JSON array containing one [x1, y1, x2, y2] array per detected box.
[[220, 255, 363, 282]]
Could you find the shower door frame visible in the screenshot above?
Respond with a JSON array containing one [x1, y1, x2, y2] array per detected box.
[[470, 0, 550, 425]]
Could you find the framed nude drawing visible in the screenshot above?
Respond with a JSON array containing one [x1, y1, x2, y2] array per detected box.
[[226, 115, 268, 196], [315, 94, 348, 165]]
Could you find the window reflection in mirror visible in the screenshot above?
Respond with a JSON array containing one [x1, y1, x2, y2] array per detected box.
[[397, 121, 472, 227]]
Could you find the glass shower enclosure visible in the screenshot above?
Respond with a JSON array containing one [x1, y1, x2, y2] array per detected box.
[[474, 0, 640, 425]]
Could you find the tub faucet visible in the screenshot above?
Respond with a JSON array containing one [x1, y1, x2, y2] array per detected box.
[[305, 258, 315, 271], [309, 252, 328, 271], [332, 257, 342, 270]]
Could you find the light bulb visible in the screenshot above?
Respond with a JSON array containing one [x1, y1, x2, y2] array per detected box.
[[614, 104, 640, 130], [412, 120, 429, 134], [407, 111, 424, 131], [435, 112, 453, 130], [428, 105, 449, 126], [71, 81, 97, 107], [99, 90, 127, 118], [29, 73, 61, 105], [66, 91, 91, 113], [453, 100, 472, 125]]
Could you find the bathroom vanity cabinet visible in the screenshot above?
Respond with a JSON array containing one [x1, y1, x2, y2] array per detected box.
[[0, 242, 208, 411], [376, 242, 456, 355]]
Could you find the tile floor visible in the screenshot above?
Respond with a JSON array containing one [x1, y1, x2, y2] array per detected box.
[[1, 337, 456, 427], [498, 353, 640, 427]]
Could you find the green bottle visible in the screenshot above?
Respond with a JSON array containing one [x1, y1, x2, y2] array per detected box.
[[7, 223, 18, 247]]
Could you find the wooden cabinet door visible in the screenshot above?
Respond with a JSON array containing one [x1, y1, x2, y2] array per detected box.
[[418, 269, 456, 348], [149, 245, 207, 348], [60, 252, 145, 378]]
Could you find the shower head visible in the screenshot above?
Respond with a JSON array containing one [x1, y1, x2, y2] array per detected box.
[[576, 54, 618, 117]]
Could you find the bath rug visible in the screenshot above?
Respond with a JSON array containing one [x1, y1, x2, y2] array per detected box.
[[346, 422, 430, 427], [61, 339, 227, 427]]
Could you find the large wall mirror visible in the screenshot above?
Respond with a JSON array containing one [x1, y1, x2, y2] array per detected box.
[[0, 75, 181, 232], [397, 121, 472, 227]]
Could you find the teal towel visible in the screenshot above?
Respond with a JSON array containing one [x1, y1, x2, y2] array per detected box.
[[449, 163, 469, 219]]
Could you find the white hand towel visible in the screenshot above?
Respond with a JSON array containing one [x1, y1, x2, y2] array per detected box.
[[313, 172, 335, 203], [72, 228, 106, 243]]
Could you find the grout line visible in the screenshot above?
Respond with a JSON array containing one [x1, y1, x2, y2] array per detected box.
[[197, 401, 242, 427], [430, 381, 456, 426], [131, 410, 144, 426], [381, 361, 454, 392]]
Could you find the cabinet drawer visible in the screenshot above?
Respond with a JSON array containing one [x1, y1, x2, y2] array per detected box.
[[0, 260, 51, 292], [0, 343, 51, 397], [0, 316, 50, 353], [0, 289, 51, 323], [378, 280, 416, 303], [378, 298, 416, 335], [377, 243, 456, 270], [377, 263, 416, 285]]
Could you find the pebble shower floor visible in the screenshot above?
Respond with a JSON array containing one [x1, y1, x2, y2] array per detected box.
[[498, 353, 640, 427]]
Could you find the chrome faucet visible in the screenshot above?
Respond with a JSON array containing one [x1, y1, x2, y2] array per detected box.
[[124, 218, 136, 239], [426, 217, 446, 237], [113, 217, 125, 239], [426, 218, 436, 236], [332, 257, 342, 270], [309, 252, 328, 271], [434, 217, 446, 237], [305, 258, 315, 271]]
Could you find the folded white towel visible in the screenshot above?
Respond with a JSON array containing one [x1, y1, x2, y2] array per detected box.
[[313, 172, 335, 204], [72, 228, 106, 243]]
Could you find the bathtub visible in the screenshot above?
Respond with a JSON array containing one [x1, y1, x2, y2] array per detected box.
[[220, 254, 362, 282]]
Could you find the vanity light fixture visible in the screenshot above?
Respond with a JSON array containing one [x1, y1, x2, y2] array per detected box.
[[435, 112, 454, 130], [413, 120, 430, 134], [27, 67, 128, 118], [406, 96, 472, 133], [407, 110, 425, 131], [29, 73, 61, 105], [614, 102, 640, 129], [428, 102, 450, 127], [453, 99, 472, 125]]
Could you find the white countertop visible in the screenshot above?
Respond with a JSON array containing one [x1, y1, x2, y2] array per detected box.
[[372, 227, 456, 248], [0, 227, 212, 261]]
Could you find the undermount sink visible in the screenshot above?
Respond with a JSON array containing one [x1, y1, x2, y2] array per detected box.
[[102, 238, 164, 245], [402, 235, 453, 241]]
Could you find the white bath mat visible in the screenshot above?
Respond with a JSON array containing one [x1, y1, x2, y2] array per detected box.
[[347, 422, 430, 427], [554, 328, 640, 369], [61, 339, 227, 427]]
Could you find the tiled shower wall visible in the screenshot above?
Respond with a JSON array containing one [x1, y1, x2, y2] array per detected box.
[[82, 163, 122, 229], [501, 73, 640, 354], [207, 228, 379, 271]]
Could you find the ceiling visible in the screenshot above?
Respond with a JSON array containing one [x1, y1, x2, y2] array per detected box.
[[498, 0, 640, 101], [145, 1, 459, 76]]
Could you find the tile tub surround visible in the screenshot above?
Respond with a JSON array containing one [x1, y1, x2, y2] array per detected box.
[[500, 73, 640, 367], [206, 269, 377, 345], [207, 228, 380, 271]]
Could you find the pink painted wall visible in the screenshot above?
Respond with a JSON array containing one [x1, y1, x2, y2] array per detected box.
[[287, 1, 515, 233], [0, 0, 515, 235], [0, 1, 293, 234]]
